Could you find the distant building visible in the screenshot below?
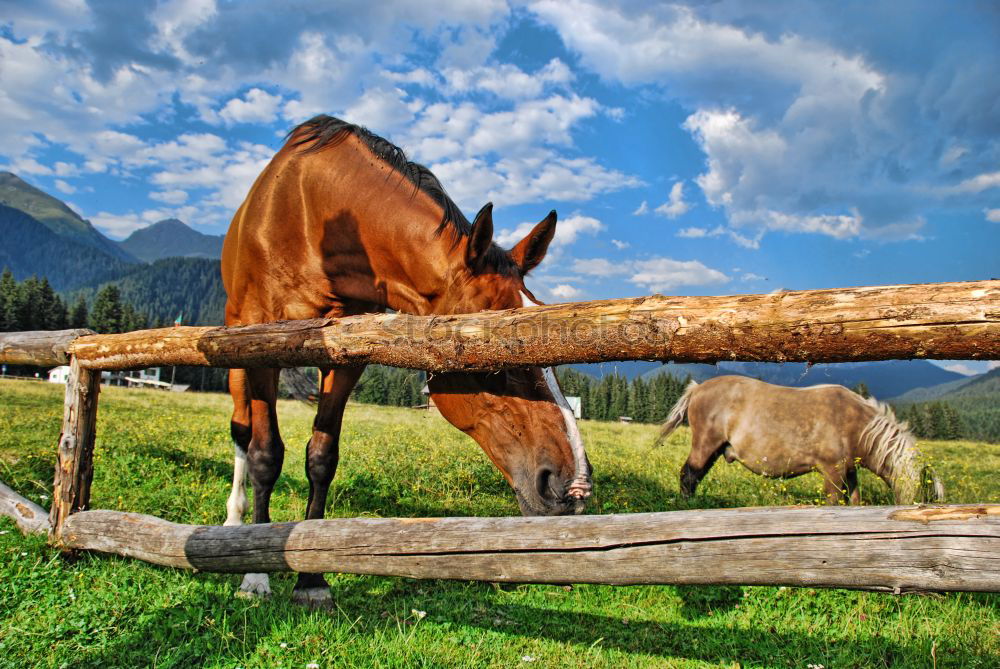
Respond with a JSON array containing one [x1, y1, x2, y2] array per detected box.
[[47, 366, 70, 384], [618, 416, 633, 424]]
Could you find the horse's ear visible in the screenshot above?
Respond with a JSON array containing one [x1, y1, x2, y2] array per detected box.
[[510, 210, 557, 275], [465, 202, 494, 270]]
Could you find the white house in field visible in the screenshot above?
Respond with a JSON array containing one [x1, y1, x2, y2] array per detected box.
[[47, 365, 71, 384]]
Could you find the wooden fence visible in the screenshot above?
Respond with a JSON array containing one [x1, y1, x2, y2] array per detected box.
[[1, 280, 999, 592]]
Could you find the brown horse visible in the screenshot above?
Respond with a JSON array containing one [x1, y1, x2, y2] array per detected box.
[[656, 376, 943, 505], [220, 116, 592, 605]]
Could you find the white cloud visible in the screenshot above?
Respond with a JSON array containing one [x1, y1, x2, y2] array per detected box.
[[54, 179, 76, 194], [611, 239, 629, 249], [655, 181, 691, 218], [629, 257, 729, 293], [530, 1, 999, 241], [572, 257, 626, 276], [432, 152, 640, 211], [572, 255, 729, 292], [6, 157, 52, 175], [632, 200, 649, 216], [984, 208, 1000, 223], [939, 363, 981, 376], [219, 88, 284, 125], [549, 284, 582, 299], [442, 59, 573, 100], [947, 171, 1000, 195], [741, 272, 766, 282], [343, 86, 417, 132], [150, 189, 189, 205], [677, 227, 707, 238]]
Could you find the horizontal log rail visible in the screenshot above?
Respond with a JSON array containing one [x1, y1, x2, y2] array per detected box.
[[1, 280, 996, 371], [45, 504, 1000, 593], [0, 328, 94, 367]]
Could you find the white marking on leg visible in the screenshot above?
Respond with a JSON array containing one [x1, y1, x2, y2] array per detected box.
[[237, 573, 272, 598], [521, 291, 591, 500], [224, 443, 248, 527]]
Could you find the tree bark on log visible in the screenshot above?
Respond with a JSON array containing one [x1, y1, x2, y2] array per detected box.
[[65, 280, 1000, 372], [0, 480, 51, 535], [0, 329, 94, 367], [58, 504, 1000, 593], [49, 357, 101, 539]]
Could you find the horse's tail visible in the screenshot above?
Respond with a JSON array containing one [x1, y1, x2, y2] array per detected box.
[[655, 380, 699, 446]]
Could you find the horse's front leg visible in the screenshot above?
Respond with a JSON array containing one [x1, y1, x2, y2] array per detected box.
[[291, 365, 365, 608], [819, 465, 851, 505], [235, 367, 284, 598]]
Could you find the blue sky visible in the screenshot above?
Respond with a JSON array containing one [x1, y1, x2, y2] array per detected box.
[[1, 1, 998, 374]]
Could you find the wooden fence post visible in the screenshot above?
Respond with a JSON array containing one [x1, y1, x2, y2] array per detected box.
[[49, 356, 101, 540]]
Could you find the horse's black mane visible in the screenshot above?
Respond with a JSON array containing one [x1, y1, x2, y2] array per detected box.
[[289, 115, 516, 274]]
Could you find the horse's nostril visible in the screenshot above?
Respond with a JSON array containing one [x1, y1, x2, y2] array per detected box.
[[535, 467, 559, 501]]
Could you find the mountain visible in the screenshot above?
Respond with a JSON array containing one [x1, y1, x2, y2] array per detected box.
[[0, 204, 134, 291], [890, 372, 987, 403], [565, 359, 964, 399], [70, 257, 226, 326], [893, 367, 1000, 403], [0, 171, 135, 262], [118, 218, 225, 262]]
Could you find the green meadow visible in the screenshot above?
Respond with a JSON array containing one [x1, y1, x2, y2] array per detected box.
[[1, 378, 997, 668]]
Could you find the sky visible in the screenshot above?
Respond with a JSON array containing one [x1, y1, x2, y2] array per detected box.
[[1, 0, 998, 374]]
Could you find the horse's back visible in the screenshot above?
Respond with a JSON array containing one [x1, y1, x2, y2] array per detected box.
[[689, 376, 871, 475], [221, 145, 339, 326]]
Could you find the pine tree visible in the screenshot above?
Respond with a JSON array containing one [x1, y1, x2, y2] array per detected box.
[[906, 405, 926, 437], [13, 276, 39, 330], [628, 377, 648, 422], [609, 374, 627, 419], [70, 295, 89, 329], [89, 284, 124, 334], [0, 268, 16, 331], [943, 403, 962, 440], [927, 403, 948, 440]]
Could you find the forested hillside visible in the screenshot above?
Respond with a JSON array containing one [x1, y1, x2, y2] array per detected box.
[[0, 171, 134, 261], [0, 204, 134, 290], [894, 368, 1000, 443], [70, 257, 226, 326]]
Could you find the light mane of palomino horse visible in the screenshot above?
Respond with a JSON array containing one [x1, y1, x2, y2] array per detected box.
[[656, 376, 944, 505], [220, 115, 592, 606]]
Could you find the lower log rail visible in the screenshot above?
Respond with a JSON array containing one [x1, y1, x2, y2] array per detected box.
[[46, 504, 1000, 593]]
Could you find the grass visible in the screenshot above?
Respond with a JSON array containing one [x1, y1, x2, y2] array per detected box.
[[1, 378, 998, 668]]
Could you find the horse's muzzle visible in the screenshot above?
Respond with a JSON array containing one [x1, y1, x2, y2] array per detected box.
[[515, 466, 591, 516]]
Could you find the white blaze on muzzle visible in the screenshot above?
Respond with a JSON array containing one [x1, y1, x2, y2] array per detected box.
[[521, 292, 592, 500]]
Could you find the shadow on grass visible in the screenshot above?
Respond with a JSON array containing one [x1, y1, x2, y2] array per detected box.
[[327, 578, 990, 667]]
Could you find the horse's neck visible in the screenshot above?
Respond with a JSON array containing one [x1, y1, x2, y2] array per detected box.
[[308, 139, 458, 315]]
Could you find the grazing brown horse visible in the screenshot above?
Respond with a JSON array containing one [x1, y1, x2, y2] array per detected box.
[[656, 376, 943, 505], [221, 115, 592, 605]]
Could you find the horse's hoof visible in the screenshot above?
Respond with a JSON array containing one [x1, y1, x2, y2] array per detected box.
[[236, 573, 272, 599], [291, 586, 334, 609]]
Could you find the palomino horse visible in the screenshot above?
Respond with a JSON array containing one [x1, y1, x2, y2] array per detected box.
[[656, 376, 943, 505], [221, 115, 592, 605]]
